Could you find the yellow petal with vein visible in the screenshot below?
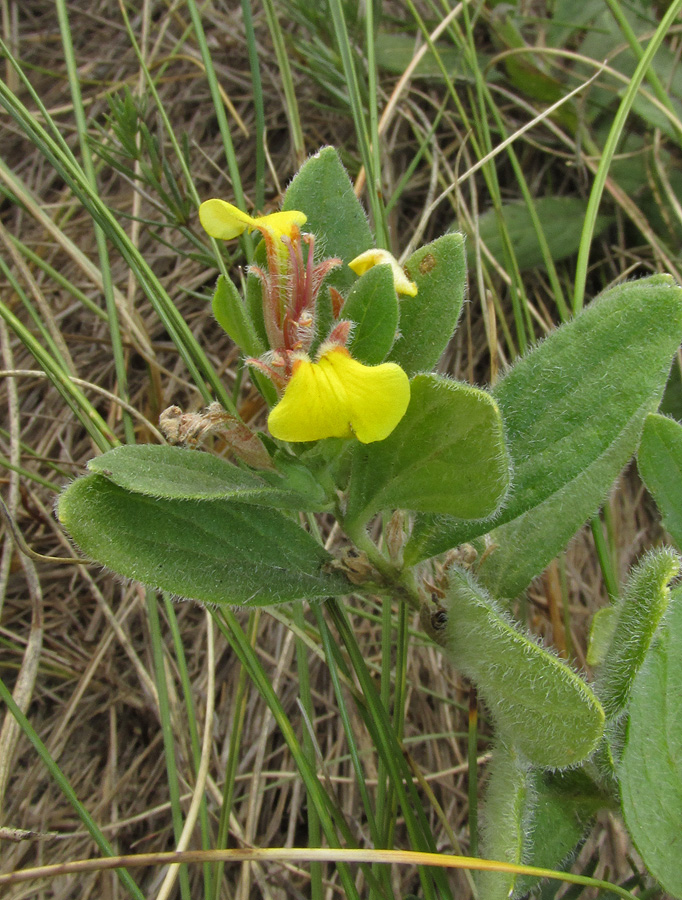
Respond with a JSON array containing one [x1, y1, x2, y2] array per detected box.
[[325, 349, 411, 442], [267, 356, 352, 442], [199, 199, 254, 239], [267, 348, 410, 444], [199, 200, 306, 243], [252, 210, 307, 240]]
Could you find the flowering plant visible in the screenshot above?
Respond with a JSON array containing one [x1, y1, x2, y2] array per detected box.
[[57, 147, 682, 895]]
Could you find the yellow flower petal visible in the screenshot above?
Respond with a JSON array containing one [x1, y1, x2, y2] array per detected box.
[[267, 347, 410, 444], [324, 349, 410, 442], [199, 199, 254, 239], [348, 248, 418, 297], [199, 198, 306, 244]]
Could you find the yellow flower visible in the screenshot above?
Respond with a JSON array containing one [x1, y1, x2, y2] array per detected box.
[[349, 248, 418, 297], [267, 345, 410, 444], [199, 198, 306, 245]]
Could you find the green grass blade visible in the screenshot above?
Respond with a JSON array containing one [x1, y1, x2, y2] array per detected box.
[[145, 592, 192, 900], [261, 0, 305, 165], [292, 602, 323, 900], [55, 0, 135, 443], [212, 607, 363, 900], [326, 598, 453, 900], [0, 302, 114, 452], [0, 676, 145, 900], [183, 0, 247, 212], [604, 0, 682, 148], [163, 595, 213, 900], [241, 0, 266, 211], [212, 609, 258, 900], [573, 0, 682, 313], [0, 60, 236, 412], [328, 0, 388, 247]]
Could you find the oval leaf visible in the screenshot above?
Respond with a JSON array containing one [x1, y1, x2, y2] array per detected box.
[[387, 233, 466, 376], [283, 147, 372, 289], [58, 474, 348, 606], [478, 744, 532, 900], [88, 445, 330, 510], [638, 412, 682, 548], [346, 374, 510, 527], [407, 275, 682, 577], [595, 547, 679, 721], [619, 589, 682, 899], [468, 197, 612, 272], [442, 567, 605, 768], [211, 274, 264, 357], [343, 264, 399, 364]]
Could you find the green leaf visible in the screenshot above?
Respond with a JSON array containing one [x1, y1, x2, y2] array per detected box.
[[387, 233, 466, 376], [660, 360, 682, 421], [211, 274, 264, 357], [58, 474, 348, 606], [342, 264, 399, 364], [587, 605, 618, 666], [345, 375, 510, 528], [477, 743, 532, 900], [375, 31, 477, 80], [479, 413, 644, 599], [638, 413, 682, 547], [442, 567, 605, 768], [619, 589, 682, 899], [513, 769, 606, 897], [87, 445, 330, 510], [595, 547, 679, 721], [283, 146, 372, 290], [406, 276, 682, 577], [469, 197, 612, 272]]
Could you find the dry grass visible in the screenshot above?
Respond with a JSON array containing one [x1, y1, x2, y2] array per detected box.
[[0, 1, 673, 898]]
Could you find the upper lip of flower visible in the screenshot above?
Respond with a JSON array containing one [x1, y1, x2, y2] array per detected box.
[[266, 344, 411, 444], [199, 198, 307, 244]]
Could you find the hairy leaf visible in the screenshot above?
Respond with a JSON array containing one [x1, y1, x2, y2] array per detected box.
[[619, 589, 682, 898], [346, 375, 510, 526], [442, 567, 605, 768], [283, 146, 372, 289], [478, 744, 532, 900], [342, 264, 399, 364], [406, 276, 682, 583], [595, 547, 679, 721], [58, 474, 348, 606], [88, 445, 330, 510], [387, 233, 466, 376], [638, 413, 682, 547], [211, 274, 264, 357]]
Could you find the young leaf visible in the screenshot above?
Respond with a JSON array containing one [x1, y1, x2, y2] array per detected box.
[[58, 474, 348, 606], [638, 413, 682, 547], [477, 743, 532, 900], [595, 547, 679, 721], [513, 769, 607, 896], [283, 146, 372, 288], [387, 233, 466, 376], [342, 264, 399, 364], [406, 275, 682, 576], [211, 274, 264, 357], [442, 567, 605, 768], [586, 605, 618, 666], [619, 589, 682, 899], [345, 375, 510, 527], [87, 445, 330, 510]]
